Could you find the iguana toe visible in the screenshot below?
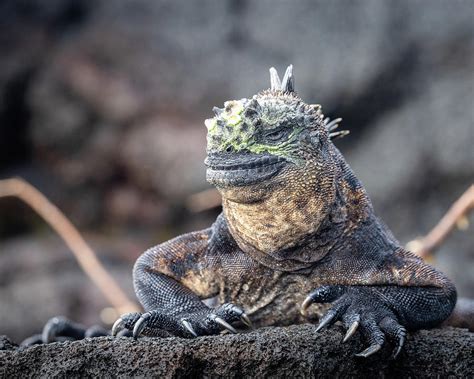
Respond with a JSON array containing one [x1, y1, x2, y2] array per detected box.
[[113, 303, 250, 339], [41, 316, 87, 343], [301, 285, 346, 316], [379, 316, 406, 358], [112, 312, 141, 336], [304, 285, 409, 358], [215, 303, 253, 329], [356, 316, 385, 357]]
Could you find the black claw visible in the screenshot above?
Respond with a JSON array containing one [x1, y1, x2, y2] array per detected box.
[[342, 312, 361, 343], [357, 317, 385, 358], [301, 295, 315, 316], [215, 303, 251, 330], [219, 304, 246, 321], [392, 329, 406, 359], [393, 341, 403, 359], [133, 314, 150, 339], [112, 312, 142, 337], [112, 318, 126, 337], [355, 344, 382, 358], [343, 320, 360, 343], [302, 286, 346, 316], [315, 296, 351, 333], [181, 320, 198, 337], [240, 313, 253, 328], [303, 286, 409, 358], [314, 310, 337, 332], [379, 315, 406, 359], [114, 303, 247, 339], [213, 316, 237, 334]]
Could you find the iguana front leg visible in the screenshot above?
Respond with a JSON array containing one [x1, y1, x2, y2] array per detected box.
[[302, 247, 456, 358], [112, 228, 251, 338]]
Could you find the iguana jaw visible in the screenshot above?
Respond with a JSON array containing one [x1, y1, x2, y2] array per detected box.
[[205, 152, 288, 188]]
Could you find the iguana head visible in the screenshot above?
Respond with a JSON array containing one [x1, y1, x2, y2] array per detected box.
[[204, 65, 348, 202]]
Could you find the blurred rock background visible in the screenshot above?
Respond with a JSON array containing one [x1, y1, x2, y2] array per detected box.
[[0, 0, 472, 342]]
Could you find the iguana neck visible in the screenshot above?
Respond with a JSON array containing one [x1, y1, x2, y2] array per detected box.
[[221, 158, 374, 262]]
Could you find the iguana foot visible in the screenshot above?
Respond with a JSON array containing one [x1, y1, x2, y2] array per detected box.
[[112, 303, 252, 339], [21, 316, 109, 346], [302, 285, 406, 358]]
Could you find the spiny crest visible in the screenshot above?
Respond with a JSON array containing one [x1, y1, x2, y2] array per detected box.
[[269, 65, 295, 93], [324, 117, 350, 140], [267, 66, 348, 140], [205, 65, 349, 142]]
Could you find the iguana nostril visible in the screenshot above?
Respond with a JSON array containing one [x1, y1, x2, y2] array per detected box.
[[226, 146, 234, 153]]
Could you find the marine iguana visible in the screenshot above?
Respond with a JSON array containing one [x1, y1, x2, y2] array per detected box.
[[39, 65, 457, 358], [110, 65, 457, 358]]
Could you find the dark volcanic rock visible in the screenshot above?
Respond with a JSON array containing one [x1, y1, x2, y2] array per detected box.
[[0, 336, 17, 351], [1, 325, 472, 377]]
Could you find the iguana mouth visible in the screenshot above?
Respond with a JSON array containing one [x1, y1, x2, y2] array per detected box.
[[205, 152, 287, 187]]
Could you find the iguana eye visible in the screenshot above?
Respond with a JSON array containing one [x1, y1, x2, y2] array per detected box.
[[265, 129, 286, 142]]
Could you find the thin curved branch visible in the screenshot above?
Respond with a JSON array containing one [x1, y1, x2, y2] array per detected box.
[[407, 184, 474, 259]]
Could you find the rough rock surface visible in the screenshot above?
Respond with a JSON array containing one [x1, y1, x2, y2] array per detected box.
[[1, 325, 473, 377]]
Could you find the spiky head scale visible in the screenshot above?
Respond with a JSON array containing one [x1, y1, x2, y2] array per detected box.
[[206, 91, 327, 163], [205, 65, 347, 165]]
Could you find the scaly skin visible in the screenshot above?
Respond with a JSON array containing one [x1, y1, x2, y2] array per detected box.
[[51, 65, 455, 358]]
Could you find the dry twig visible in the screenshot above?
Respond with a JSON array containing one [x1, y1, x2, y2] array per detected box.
[[0, 177, 139, 315], [407, 184, 474, 259]]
